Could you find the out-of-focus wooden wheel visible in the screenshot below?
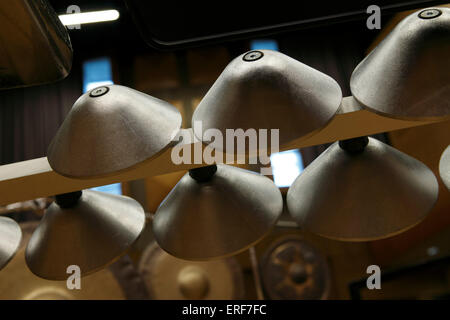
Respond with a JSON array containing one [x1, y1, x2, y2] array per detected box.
[[260, 236, 331, 300], [138, 242, 245, 300]]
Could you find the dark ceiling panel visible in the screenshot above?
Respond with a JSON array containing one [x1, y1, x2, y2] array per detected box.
[[124, 0, 447, 49]]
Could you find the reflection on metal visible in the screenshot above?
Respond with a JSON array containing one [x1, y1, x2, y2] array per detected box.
[[0, 0, 72, 89], [0, 217, 21, 271], [192, 50, 342, 149], [25, 190, 145, 280], [439, 145, 450, 190], [351, 8, 450, 120], [23, 287, 74, 300], [287, 137, 439, 241], [138, 242, 244, 299], [260, 236, 330, 300], [153, 164, 283, 260], [0, 222, 147, 299], [47, 85, 182, 178]]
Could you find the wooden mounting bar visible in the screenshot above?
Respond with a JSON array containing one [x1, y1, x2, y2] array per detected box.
[[0, 96, 447, 206]]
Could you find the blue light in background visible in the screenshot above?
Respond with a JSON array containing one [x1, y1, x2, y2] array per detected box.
[[83, 57, 121, 195], [250, 39, 304, 187], [250, 39, 279, 51], [270, 150, 304, 187], [90, 183, 122, 195], [82, 57, 113, 93]]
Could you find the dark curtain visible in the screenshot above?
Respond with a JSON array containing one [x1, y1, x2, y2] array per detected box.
[[0, 59, 82, 165]]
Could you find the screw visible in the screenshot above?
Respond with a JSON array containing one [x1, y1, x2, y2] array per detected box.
[[418, 9, 442, 19], [89, 86, 109, 97], [243, 50, 264, 62]]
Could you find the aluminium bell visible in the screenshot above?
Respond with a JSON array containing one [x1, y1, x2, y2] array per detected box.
[[153, 164, 283, 260], [287, 137, 439, 241], [25, 190, 146, 280], [0, 216, 22, 271], [0, 0, 72, 89], [439, 145, 450, 190], [192, 50, 342, 149], [351, 7, 450, 120], [47, 85, 182, 178]]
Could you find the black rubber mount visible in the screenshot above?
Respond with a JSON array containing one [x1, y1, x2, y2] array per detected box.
[[339, 136, 369, 154], [189, 165, 218, 183], [89, 86, 109, 97], [55, 190, 82, 208], [243, 50, 264, 62], [418, 9, 442, 19]]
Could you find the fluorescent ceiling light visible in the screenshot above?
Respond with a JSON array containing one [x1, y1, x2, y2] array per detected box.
[[59, 10, 120, 26]]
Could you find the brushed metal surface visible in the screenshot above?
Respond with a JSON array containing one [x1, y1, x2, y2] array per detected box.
[[0, 0, 72, 89], [0, 217, 22, 271], [350, 7, 450, 120], [47, 85, 182, 178], [1, 221, 148, 300], [287, 137, 439, 241], [25, 190, 146, 280], [153, 164, 283, 260], [439, 145, 450, 190], [192, 50, 342, 149]]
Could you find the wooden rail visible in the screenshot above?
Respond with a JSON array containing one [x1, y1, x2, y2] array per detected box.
[[0, 96, 446, 205]]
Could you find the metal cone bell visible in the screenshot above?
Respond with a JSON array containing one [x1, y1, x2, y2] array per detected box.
[[0, 0, 72, 89], [25, 190, 145, 280], [0, 222, 147, 299], [439, 145, 450, 190], [192, 50, 342, 148], [0, 217, 22, 271], [47, 85, 182, 178], [350, 7, 450, 120], [287, 137, 439, 241], [153, 165, 283, 260]]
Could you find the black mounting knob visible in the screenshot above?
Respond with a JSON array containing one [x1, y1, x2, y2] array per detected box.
[[189, 165, 218, 183], [339, 136, 369, 154], [55, 190, 82, 208]]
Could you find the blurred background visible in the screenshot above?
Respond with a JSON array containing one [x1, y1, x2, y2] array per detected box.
[[0, 0, 449, 300]]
